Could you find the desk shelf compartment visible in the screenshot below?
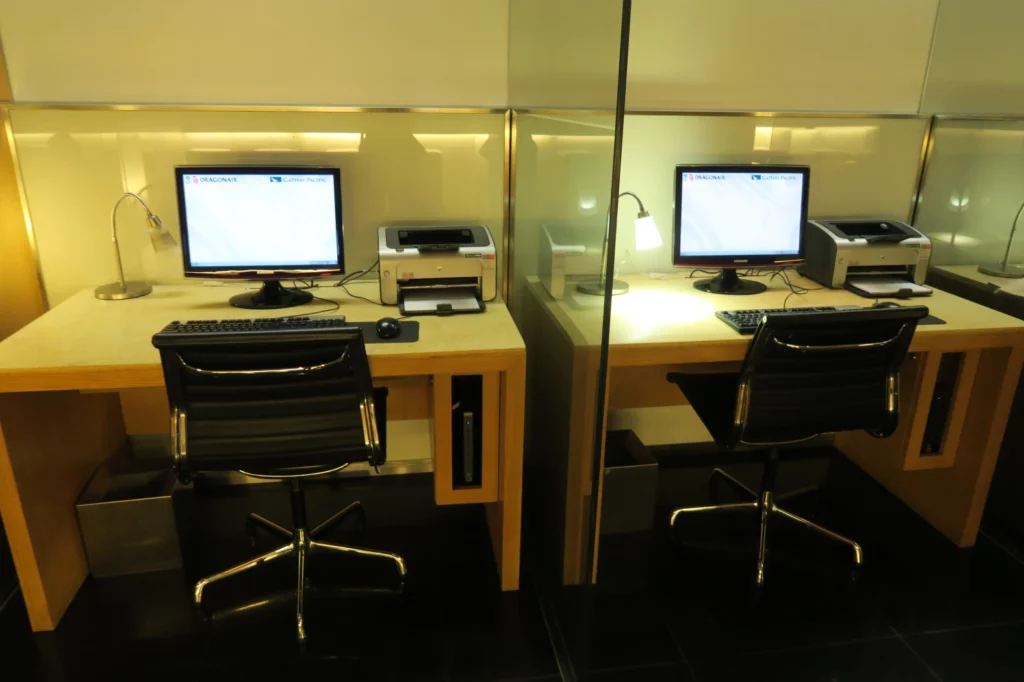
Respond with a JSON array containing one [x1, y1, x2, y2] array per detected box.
[[430, 373, 500, 505]]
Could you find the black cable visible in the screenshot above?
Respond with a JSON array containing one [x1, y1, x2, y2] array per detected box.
[[272, 280, 342, 318], [768, 267, 821, 309], [278, 292, 342, 317], [339, 282, 385, 306], [335, 259, 380, 287]]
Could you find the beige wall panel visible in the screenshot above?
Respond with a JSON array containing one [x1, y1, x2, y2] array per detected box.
[[627, 0, 938, 113], [10, 109, 506, 306], [922, 0, 1024, 115], [0, 113, 44, 338], [614, 115, 929, 274], [0, 0, 508, 106]]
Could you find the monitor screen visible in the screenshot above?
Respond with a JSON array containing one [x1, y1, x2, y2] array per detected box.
[[673, 166, 808, 266], [176, 167, 343, 275]]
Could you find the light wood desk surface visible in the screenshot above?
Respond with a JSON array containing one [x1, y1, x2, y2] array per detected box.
[[0, 281, 526, 392], [534, 271, 1024, 364], [0, 280, 527, 631], [934, 265, 1024, 298], [525, 270, 1024, 584]]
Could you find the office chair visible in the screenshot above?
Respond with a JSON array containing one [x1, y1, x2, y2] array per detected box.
[[666, 307, 927, 585], [154, 328, 405, 640]]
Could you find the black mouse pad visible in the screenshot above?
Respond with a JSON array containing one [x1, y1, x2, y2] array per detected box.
[[351, 320, 420, 344]]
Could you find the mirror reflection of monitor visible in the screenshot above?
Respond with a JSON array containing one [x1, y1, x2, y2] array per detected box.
[[673, 165, 809, 295], [175, 166, 344, 309]]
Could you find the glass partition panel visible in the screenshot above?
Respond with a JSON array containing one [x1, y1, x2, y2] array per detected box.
[[914, 118, 1024, 278], [508, 0, 628, 597], [615, 114, 929, 274], [9, 109, 506, 306], [921, 0, 1024, 116]]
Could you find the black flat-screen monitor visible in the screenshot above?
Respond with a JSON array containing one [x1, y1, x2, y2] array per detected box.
[[175, 166, 344, 309], [673, 165, 809, 295]]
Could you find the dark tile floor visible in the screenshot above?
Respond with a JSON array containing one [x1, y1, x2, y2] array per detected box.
[[555, 450, 1024, 681], [1, 474, 560, 682], [5, 453, 1024, 681]]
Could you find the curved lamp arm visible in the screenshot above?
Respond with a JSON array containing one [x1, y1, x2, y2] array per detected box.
[[109, 192, 162, 290], [595, 191, 650, 285]]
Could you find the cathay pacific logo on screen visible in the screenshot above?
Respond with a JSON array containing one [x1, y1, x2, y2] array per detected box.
[[268, 176, 329, 183]]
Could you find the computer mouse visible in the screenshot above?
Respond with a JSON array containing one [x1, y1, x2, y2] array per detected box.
[[375, 317, 402, 339], [872, 301, 902, 309]]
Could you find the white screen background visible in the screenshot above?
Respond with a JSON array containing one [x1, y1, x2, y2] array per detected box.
[[677, 172, 804, 257], [182, 173, 340, 268]]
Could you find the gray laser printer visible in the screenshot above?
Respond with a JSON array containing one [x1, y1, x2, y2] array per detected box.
[[799, 218, 933, 297], [378, 225, 497, 315], [539, 224, 603, 300]]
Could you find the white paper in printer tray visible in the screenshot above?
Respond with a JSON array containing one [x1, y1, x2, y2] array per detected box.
[[402, 288, 483, 313], [847, 276, 932, 296]]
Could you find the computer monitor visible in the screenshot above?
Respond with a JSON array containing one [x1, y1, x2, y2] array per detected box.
[[175, 166, 344, 309], [673, 165, 809, 295]]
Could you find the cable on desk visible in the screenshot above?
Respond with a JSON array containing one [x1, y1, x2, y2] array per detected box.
[[335, 259, 380, 287], [274, 280, 342, 318], [339, 282, 385, 306], [769, 267, 822, 309]]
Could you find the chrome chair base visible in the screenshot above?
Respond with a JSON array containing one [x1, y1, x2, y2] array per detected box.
[[670, 467, 863, 585], [194, 500, 406, 641]]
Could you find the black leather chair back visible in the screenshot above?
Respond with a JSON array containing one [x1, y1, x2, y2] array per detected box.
[[734, 307, 927, 447], [155, 330, 383, 478]]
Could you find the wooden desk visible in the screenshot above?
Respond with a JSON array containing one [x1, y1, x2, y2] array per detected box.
[[523, 272, 1024, 584], [0, 282, 526, 631]]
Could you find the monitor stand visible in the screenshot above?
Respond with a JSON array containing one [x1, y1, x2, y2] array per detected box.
[[694, 270, 767, 295], [229, 281, 314, 309]]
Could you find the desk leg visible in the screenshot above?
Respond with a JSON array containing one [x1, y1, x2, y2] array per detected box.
[[486, 354, 526, 591], [838, 345, 1024, 546], [0, 391, 125, 631]]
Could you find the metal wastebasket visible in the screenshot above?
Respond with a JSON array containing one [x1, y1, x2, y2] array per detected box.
[[76, 455, 182, 577]]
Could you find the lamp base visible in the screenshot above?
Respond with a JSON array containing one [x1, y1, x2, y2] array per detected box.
[[95, 281, 153, 300], [978, 263, 1024, 279], [577, 278, 629, 296]]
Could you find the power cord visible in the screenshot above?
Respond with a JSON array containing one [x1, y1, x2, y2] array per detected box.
[[332, 258, 387, 306], [276, 280, 341, 318], [335, 259, 380, 287], [769, 267, 822, 309]]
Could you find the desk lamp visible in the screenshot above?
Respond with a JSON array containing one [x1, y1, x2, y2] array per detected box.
[[578, 191, 661, 296], [978, 199, 1024, 278], [95, 192, 177, 300]]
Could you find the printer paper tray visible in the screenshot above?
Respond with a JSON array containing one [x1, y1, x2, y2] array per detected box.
[[846, 276, 932, 298], [399, 288, 485, 316]]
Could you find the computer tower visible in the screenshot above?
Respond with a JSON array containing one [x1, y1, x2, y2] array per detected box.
[[451, 376, 483, 487]]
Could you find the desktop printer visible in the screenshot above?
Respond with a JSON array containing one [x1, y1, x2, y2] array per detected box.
[[539, 224, 603, 299], [378, 225, 497, 315], [800, 218, 932, 297]]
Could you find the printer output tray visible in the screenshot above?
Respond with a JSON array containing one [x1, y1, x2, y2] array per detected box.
[[399, 288, 485, 316]]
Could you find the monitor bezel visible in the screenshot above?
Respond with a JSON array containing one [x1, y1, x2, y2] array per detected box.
[[672, 164, 809, 268], [175, 165, 344, 279]]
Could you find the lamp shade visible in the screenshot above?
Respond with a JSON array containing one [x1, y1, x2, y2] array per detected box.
[[634, 212, 662, 251]]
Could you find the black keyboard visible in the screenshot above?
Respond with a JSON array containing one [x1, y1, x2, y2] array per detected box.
[[716, 307, 839, 335], [153, 316, 350, 344]]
